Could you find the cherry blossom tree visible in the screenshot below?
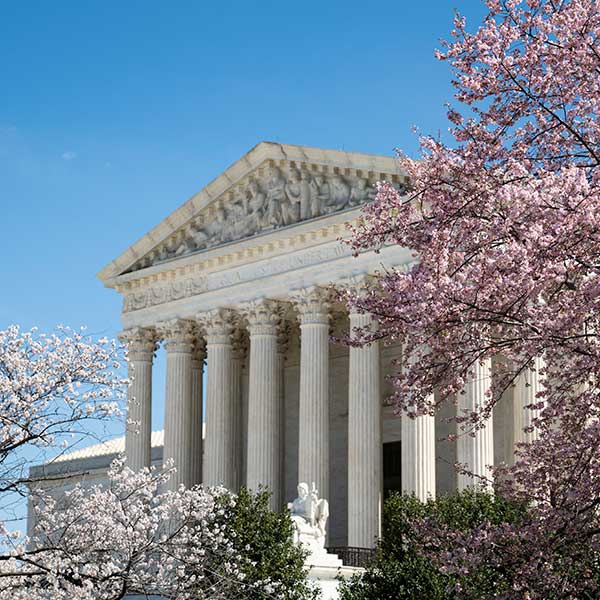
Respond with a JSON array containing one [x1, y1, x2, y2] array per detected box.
[[344, 0, 600, 596], [2, 463, 250, 600], [0, 325, 125, 514], [0, 326, 274, 599]]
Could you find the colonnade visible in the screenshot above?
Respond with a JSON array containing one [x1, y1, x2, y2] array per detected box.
[[119, 286, 545, 549]]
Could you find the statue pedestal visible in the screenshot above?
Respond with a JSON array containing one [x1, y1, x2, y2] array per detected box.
[[305, 549, 364, 600], [289, 482, 362, 598]]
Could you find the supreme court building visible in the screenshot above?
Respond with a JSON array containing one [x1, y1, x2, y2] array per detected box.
[[40, 142, 540, 549]]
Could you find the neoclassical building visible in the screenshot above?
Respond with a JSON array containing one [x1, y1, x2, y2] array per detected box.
[[46, 142, 540, 549]]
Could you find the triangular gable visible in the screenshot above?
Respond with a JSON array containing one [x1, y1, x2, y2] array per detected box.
[[97, 142, 404, 285]]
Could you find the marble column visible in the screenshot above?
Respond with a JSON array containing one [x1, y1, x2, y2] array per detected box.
[[401, 413, 436, 500], [119, 327, 157, 472], [243, 300, 281, 508], [231, 328, 246, 492], [160, 319, 195, 490], [514, 356, 545, 446], [199, 309, 235, 489], [400, 346, 436, 500], [348, 310, 382, 548], [457, 359, 494, 490], [292, 287, 331, 501], [190, 339, 206, 487]]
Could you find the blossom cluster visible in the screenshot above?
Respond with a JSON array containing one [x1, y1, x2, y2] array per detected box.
[[0, 327, 285, 599], [0, 325, 127, 494], [344, 1, 600, 596], [1, 462, 259, 599]]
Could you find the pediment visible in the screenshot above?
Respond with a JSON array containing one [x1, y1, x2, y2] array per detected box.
[[98, 142, 405, 283]]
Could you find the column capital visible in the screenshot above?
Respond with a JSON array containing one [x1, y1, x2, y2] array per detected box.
[[191, 338, 207, 369], [231, 327, 249, 361], [158, 319, 195, 353], [339, 274, 376, 317], [197, 308, 236, 345], [277, 319, 293, 357], [339, 273, 372, 293], [290, 286, 331, 325], [240, 299, 280, 336], [118, 327, 158, 362]]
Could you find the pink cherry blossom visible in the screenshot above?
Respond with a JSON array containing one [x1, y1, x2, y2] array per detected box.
[[344, 1, 600, 596]]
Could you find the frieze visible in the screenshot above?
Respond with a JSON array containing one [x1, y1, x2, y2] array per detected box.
[[122, 243, 349, 313], [129, 161, 406, 273]]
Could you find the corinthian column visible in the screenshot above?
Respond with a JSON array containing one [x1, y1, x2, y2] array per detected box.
[[348, 309, 382, 548], [159, 319, 194, 490], [401, 347, 436, 501], [119, 327, 157, 472], [242, 299, 281, 508], [198, 309, 235, 489], [457, 359, 494, 490], [401, 413, 436, 500], [514, 356, 545, 446], [291, 287, 330, 501], [190, 338, 206, 487]]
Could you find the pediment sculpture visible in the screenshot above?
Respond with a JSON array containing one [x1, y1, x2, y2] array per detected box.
[[175, 166, 372, 256], [131, 163, 406, 272], [289, 481, 330, 556]]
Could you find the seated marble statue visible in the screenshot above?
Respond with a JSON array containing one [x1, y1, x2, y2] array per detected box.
[[288, 482, 329, 554]]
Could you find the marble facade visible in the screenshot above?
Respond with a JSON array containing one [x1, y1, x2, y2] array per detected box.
[[85, 142, 542, 548]]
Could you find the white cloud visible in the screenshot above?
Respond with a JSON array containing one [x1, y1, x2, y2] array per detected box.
[[61, 151, 77, 161]]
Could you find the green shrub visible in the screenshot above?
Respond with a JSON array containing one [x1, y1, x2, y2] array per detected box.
[[214, 487, 319, 600], [338, 489, 526, 600]]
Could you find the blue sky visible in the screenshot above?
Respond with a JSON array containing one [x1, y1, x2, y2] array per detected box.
[[0, 0, 487, 437]]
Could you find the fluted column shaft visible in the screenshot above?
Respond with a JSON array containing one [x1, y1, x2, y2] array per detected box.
[[401, 413, 436, 500], [201, 310, 235, 489], [457, 359, 494, 490], [514, 356, 545, 446], [120, 328, 156, 472], [294, 288, 330, 501], [162, 320, 195, 491], [348, 311, 382, 548], [190, 341, 206, 487], [244, 300, 280, 508]]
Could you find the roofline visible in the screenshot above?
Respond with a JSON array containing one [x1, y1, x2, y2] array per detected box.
[[97, 141, 401, 284]]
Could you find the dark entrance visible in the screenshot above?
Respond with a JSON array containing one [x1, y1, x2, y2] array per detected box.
[[383, 440, 402, 498]]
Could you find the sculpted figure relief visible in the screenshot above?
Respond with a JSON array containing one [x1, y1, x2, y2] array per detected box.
[[265, 164, 286, 227], [135, 164, 390, 270], [283, 168, 302, 225], [349, 176, 371, 206], [328, 174, 350, 213], [246, 178, 266, 232], [313, 174, 330, 217], [299, 168, 312, 219], [288, 482, 329, 555]]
